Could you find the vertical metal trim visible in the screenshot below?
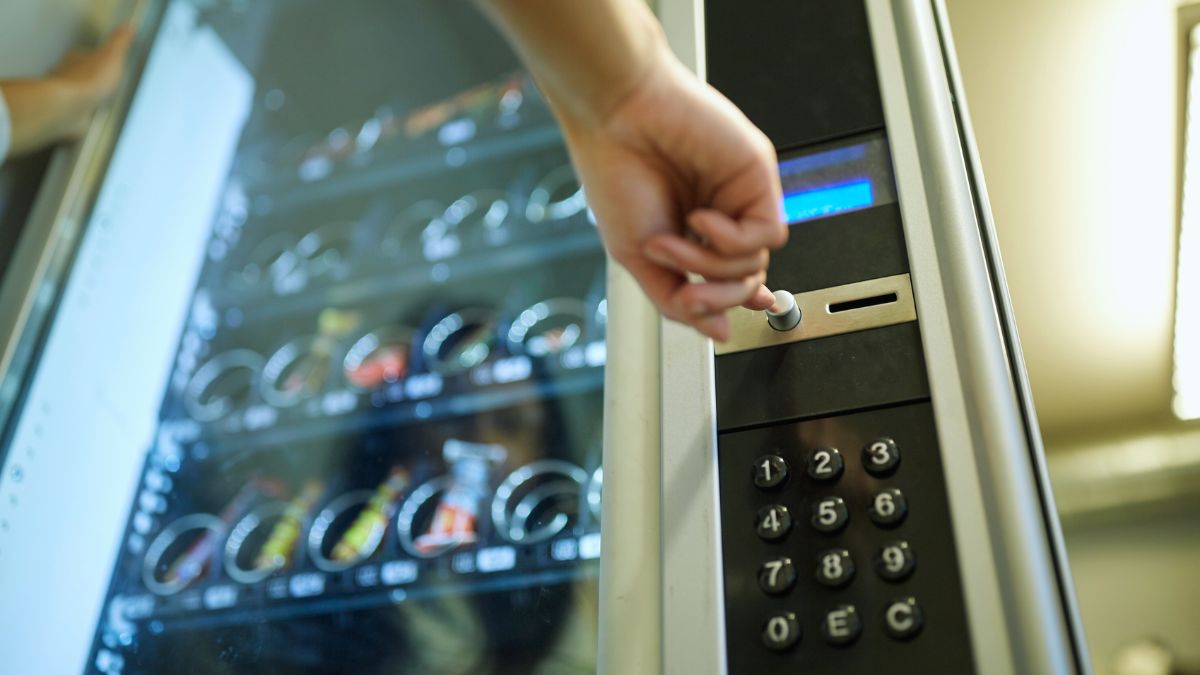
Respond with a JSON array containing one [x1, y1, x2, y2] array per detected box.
[[656, 1, 727, 674], [866, 1, 1078, 673], [929, 1, 1093, 670], [600, 260, 663, 675]]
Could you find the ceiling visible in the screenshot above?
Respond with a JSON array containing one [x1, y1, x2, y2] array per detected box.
[[944, 0, 1188, 444]]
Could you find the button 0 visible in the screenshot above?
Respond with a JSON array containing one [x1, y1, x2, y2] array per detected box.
[[810, 496, 849, 533], [753, 455, 789, 489], [806, 447, 844, 482], [756, 504, 792, 541], [862, 437, 901, 476], [868, 488, 908, 527], [875, 541, 916, 582], [758, 557, 797, 595], [814, 548, 855, 588], [883, 597, 924, 640], [762, 611, 801, 652], [820, 604, 863, 646]]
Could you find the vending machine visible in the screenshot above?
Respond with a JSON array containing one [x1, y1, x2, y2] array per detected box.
[[599, 0, 1094, 673]]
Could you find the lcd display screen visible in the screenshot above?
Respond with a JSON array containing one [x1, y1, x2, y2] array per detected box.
[[777, 132, 897, 224]]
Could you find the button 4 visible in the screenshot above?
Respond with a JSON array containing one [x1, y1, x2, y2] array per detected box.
[[806, 447, 844, 482], [868, 488, 908, 527], [820, 604, 863, 646], [762, 611, 801, 651], [753, 455, 789, 489], [814, 548, 855, 588], [758, 557, 797, 595], [875, 541, 916, 582], [862, 437, 900, 476], [883, 597, 923, 640], [810, 496, 849, 533], [756, 504, 792, 541]]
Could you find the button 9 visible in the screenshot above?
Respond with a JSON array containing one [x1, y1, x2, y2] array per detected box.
[[874, 541, 916, 582]]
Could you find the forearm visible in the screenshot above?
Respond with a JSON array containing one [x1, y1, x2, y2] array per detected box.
[[476, 0, 666, 125], [0, 78, 90, 158]]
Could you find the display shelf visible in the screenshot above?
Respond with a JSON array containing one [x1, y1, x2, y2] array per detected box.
[[248, 125, 564, 216]]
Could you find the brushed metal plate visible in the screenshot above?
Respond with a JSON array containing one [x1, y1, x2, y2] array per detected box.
[[714, 273, 917, 356]]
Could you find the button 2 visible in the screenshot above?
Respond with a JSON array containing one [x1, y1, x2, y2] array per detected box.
[[862, 437, 900, 476], [762, 611, 801, 651], [814, 548, 855, 588], [820, 604, 863, 646], [756, 504, 792, 541], [753, 455, 789, 489], [868, 488, 908, 527], [883, 597, 924, 640], [806, 447, 844, 482], [810, 496, 849, 533], [875, 541, 916, 582], [758, 557, 797, 595]]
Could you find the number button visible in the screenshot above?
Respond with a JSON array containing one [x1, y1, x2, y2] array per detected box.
[[752, 455, 789, 489], [868, 488, 908, 527], [806, 447, 844, 482], [883, 597, 924, 640], [862, 437, 901, 476], [758, 557, 797, 595], [814, 548, 855, 588], [820, 604, 863, 646], [874, 541, 916, 582], [756, 504, 792, 541], [762, 611, 801, 652], [810, 496, 849, 533]]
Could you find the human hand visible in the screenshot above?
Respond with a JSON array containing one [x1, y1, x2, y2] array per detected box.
[[553, 46, 787, 341], [50, 23, 135, 137]]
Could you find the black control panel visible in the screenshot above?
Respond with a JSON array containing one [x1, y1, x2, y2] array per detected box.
[[707, 0, 976, 671]]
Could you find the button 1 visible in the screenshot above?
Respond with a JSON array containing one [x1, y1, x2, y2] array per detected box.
[[862, 437, 901, 476], [820, 604, 863, 646], [883, 597, 923, 640], [868, 488, 908, 527], [758, 557, 797, 595], [762, 611, 801, 652], [874, 541, 916, 582], [806, 447, 844, 482], [753, 455, 789, 489], [814, 548, 855, 588], [810, 496, 849, 533], [756, 504, 792, 541]]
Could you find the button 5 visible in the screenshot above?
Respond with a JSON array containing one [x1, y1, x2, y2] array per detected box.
[[814, 548, 855, 588], [758, 557, 797, 595], [883, 597, 923, 640], [810, 496, 849, 533], [806, 447, 844, 482], [868, 488, 908, 527], [820, 604, 863, 646], [753, 455, 789, 489], [756, 504, 792, 541]]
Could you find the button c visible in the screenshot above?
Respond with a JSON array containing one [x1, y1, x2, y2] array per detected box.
[[883, 597, 923, 640]]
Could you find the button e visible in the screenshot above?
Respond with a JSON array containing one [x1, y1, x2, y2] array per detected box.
[[756, 504, 792, 541], [883, 597, 924, 640], [762, 611, 801, 651], [820, 604, 863, 646], [806, 447, 844, 482], [753, 455, 789, 490]]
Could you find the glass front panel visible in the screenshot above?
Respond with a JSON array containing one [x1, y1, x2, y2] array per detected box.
[[0, 1, 603, 673]]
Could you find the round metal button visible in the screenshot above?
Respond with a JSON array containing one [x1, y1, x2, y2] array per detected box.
[[756, 504, 792, 541], [752, 455, 789, 490], [868, 488, 908, 527], [762, 611, 801, 652], [806, 447, 844, 482], [862, 437, 901, 476]]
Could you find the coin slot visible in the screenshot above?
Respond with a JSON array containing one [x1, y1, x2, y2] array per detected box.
[[827, 292, 897, 314]]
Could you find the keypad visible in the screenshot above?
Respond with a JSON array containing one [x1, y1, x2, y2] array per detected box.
[[806, 447, 843, 481]]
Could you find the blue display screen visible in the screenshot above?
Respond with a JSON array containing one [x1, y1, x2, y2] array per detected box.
[[776, 134, 895, 225], [782, 180, 875, 223]]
